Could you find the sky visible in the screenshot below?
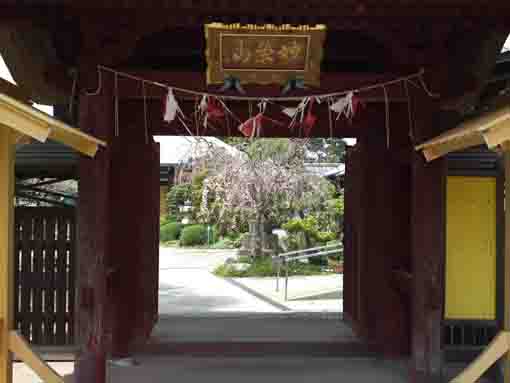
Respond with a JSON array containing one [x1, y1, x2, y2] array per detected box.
[[504, 34, 510, 52], [0, 54, 53, 115]]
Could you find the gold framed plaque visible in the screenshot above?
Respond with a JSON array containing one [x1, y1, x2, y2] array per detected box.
[[205, 23, 326, 86]]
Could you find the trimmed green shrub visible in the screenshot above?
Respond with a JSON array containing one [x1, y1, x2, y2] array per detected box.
[[160, 222, 183, 242], [180, 224, 208, 246]]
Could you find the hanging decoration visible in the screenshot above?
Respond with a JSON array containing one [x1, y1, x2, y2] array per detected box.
[[85, 65, 439, 141], [238, 113, 285, 138], [204, 97, 225, 125], [238, 100, 284, 138], [163, 88, 182, 123], [302, 98, 317, 137], [329, 92, 365, 123]]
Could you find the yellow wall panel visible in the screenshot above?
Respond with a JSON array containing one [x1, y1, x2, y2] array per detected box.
[[445, 176, 497, 320]]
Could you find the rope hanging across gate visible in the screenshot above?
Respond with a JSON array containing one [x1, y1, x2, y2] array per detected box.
[[82, 65, 439, 144]]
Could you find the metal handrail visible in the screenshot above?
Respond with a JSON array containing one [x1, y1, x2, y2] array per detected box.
[[273, 244, 342, 300], [277, 243, 340, 258]]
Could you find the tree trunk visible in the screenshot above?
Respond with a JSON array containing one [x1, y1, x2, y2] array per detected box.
[[253, 213, 263, 257]]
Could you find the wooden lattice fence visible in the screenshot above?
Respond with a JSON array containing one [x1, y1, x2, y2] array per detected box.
[[14, 207, 76, 346]]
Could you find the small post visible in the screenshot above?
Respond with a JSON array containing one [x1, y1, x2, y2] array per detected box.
[[0, 129, 15, 383], [276, 258, 280, 292], [285, 260, 289, 301]]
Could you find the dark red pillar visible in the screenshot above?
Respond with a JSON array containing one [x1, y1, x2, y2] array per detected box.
[[410, 94, 446, 383], [343, 122, 412, 356], [76, 71, 160, 383], [75, 72, 114, 383], [109, 125, 160, 358]]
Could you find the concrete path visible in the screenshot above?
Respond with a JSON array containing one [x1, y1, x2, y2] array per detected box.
[[152, 315, 350, 343], [14, 358, 410, 383], [158, 246, 344, 315], [159, 246, 236, 270], [230, 275, 343, 312], [159, 247, 282, 315], [108, 357, 409, 383]]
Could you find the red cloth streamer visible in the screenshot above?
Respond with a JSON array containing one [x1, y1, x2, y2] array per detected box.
[[206, 98, 225, 123], [350, 94, 364, 122], [239, 113, 263, 137], [238, 113, 284, 138], [302, 99, 317, 137]]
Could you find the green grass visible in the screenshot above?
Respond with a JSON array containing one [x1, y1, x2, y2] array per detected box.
[[160, 240, 179, 247], [210, 237, 239, 249], [213, 257, 332, 278]]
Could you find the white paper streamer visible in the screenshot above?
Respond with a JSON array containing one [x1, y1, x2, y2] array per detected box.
[[163, 88, 182, 123], [330, 92, 354, 120]]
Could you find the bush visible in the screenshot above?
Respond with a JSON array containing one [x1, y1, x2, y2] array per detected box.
[[160, 222, 183, 242], [282, 216, 337, 251], [213, 257, 326, 278], [180, 224, 208, 246], [308, 255, 328, 266]]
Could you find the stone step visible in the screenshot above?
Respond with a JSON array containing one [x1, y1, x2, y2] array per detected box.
[[139, 341, 378, 358], [443, 362, 499, 383]]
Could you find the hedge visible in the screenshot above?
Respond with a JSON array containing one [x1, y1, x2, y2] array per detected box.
[[180, 224, 208, 246], [160, 222, 183, 242]]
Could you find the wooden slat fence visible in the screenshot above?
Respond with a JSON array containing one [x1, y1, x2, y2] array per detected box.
[[14, 207, 76, 346]]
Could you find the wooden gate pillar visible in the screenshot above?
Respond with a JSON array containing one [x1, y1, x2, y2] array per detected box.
[[0, 129, 15, 383], [346, 119, 412, 356], [76, 69, 161, 383], [109, 125, 160, 358], [75, 72, 114, 383], [410, 95, 446, 383]]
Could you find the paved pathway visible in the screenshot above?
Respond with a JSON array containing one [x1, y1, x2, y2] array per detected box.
[[159, 247, 282, 315], [152, 315, 349, 342], [106, 357, 408, 383], [231, 275, 343, 312], [158, 246, 343, 315], [13, 358, 410, 383], [159, 247, 236, 270]]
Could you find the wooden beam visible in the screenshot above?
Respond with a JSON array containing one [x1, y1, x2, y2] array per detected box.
[[422, 134, 484, 162], [450, 331, 510, 383], [504, 149, 510, 383], [416, 106, 510, 160], [8, 332, 64, 383], [0, 106, 50, 143], [0, 128, 15, 383], [0, 93, 106, 156], [4, 4, 510, 21], [483, 120, 510, 149]]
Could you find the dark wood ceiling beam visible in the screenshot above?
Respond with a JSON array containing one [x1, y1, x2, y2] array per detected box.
[[2, 6, 510, 26]]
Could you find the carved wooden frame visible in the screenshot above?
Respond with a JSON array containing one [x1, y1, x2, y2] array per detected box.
[[205, 23, 326, 86]]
